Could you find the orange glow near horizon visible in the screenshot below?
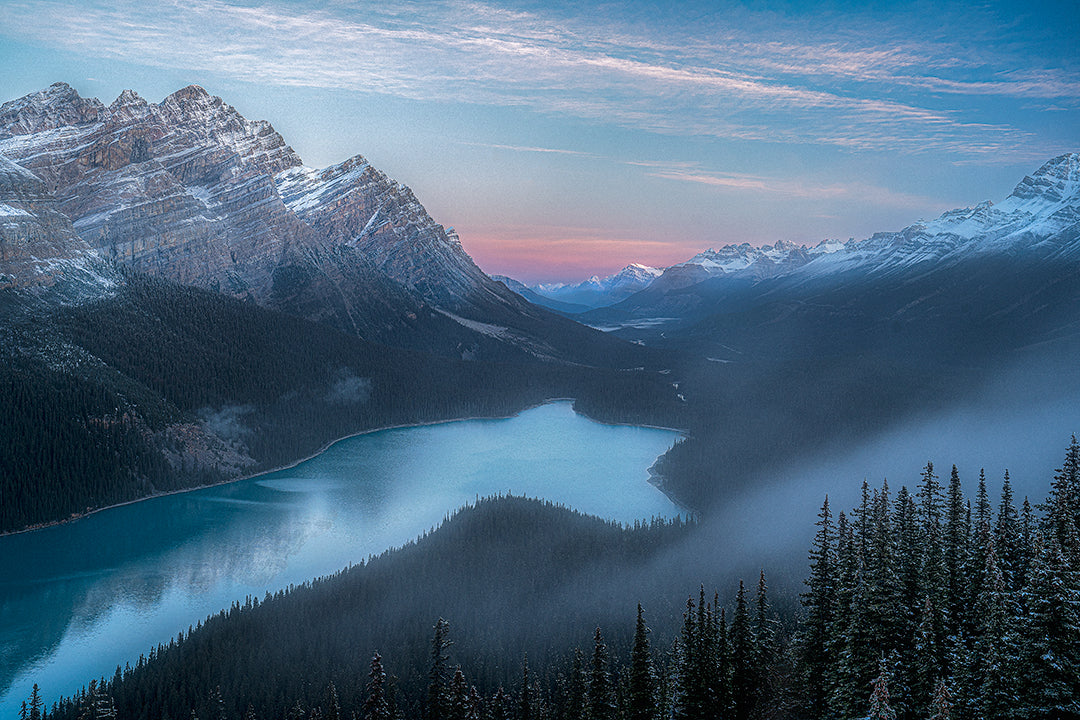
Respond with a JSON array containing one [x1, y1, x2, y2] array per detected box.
[[459, 224, 703, 284]]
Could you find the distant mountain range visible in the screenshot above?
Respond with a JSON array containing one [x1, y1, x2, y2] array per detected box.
[[498, 152, 1080, 321], [520, 263, 663, 310], [580, 152, 1080, 343]]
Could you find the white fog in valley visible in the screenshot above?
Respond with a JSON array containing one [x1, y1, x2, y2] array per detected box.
[[677, 349, 1080, 589]]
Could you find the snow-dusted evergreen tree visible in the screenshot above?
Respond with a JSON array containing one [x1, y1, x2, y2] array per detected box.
[[1016, 537, 1080, 716], [589, 628, 615, 720], [831, 561, 877, 720], [28, 684, 44, 720], [996, 470, 1021, 591], [927, 679, 954, 720], [867, 658, 897, 720], [729, 580, 756, 720], [363, 653, 392, 720], [465, 686, 481, 720], [78, 680, 115, 720], [1043, 435, 1080, 563], [910, 597, 940, 717], [628, 604, 656, 720], [426, 619, 452, 720], [893, 488, 922, 647], [943, 466, 969, 643], [752, 570, 781, 715], [799, 497, 835, 720], [566, 648, 587, 720], [323, 682, 340, 720], [516, 660, 532, 720], [967, 540, 1015, 719]]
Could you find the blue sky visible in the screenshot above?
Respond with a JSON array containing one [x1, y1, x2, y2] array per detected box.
[[1, 0, 1078, 282]]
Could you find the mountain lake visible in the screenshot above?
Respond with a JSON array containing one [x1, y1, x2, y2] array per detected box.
[[0, 401, 682, 715]]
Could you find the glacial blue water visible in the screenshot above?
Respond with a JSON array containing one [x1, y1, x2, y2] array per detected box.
[[0, 401, 680, 716]]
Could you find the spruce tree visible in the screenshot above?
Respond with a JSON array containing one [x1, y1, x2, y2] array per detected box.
[[967, 540, 1014, 720], [893, 488, 921, 645], [753, 570, 775, 714], [324, 682, 341, 720], [364, 653, 392, 720], [29, 685, 44, 720], [729, 581, 756, 720], [1019, 496, 1037, 586], [1017, 537, 1080, 717], [715, 606, 731, 717], [995, 470, 1021, 591], [927, 679, 954, 720], [917, 462, 947, 666], [427, 619, 452, 720], [628, 604, 656, 720], [943, 465, 968, 642], [566, 649, 586, 720], [674, 596, 699, 720], [450, 669, 470, 720], [589, 628, 615, 720], [910, 597, 940, 716], [466, 686, 482, 720], [801, 495, 836, 720], [867, 658, 897, 720], [1044, 435, 1080, 563], [831, 563, 876, 720]]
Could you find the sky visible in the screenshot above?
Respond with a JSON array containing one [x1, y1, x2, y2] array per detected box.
[[1, 0, 1078, 283]]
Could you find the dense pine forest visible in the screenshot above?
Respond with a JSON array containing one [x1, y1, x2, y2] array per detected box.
[[0, 274, 684, 533], [22, 440, 1080, 720]]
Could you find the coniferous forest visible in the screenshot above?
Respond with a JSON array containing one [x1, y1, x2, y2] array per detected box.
[[23, 440, 1080, 720]]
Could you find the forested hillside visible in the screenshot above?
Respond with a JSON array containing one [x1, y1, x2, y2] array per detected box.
[[31, 440, 1080, 720], [0, 274, 685, 533]]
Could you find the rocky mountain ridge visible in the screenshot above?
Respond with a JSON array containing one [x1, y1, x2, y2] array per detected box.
[[519, 263, 663, 309], [0, 82, 616, 362]]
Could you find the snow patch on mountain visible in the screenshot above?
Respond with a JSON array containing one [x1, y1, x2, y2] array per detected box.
[[658, 152, 1080, 288], [531, 263, 663, 308]]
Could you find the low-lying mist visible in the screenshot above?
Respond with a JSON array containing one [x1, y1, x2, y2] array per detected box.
[[651, 339, 1080, 602]]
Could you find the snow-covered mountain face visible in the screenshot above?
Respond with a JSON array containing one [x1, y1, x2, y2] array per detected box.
[[663, 153, 1080, 287], [0, 83, 510, 334], [795, 152, 1080, 278], [674, 240, 814, 281], [530, 263, 662, 308]]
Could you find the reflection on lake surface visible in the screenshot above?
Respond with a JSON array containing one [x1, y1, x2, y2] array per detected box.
[[0, 401, 680, 715]]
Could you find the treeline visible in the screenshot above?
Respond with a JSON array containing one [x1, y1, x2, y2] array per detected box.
[[42, 496, 695, 720], [0, 274, 685, 532], [32, 440, 1080, 719], [798, 442, 1080, 719]]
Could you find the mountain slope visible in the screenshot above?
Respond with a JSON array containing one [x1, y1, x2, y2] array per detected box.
[[0, 271, 685, 533], [580, 154, 1080, 512], [0, 83, 641, 365], [585, 153, 1080, 344]]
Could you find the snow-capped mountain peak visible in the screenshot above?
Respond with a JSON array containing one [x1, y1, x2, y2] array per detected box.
[[661, 152, 1080, 286], [529, 263, 662, 308]]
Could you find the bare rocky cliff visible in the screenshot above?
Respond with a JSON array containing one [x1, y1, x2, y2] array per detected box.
[[0, 83, 535, 349]]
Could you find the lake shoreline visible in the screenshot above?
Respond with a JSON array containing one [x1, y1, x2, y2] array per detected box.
[[2, 398, 689, 538]]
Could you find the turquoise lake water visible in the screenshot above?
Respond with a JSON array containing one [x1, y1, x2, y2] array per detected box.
[[0, 401, 681, 715]]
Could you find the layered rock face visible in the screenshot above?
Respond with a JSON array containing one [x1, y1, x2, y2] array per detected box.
[[0, 83, 309, 300], [0, 154, 108, 291], [0, 83, 526, 345]]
